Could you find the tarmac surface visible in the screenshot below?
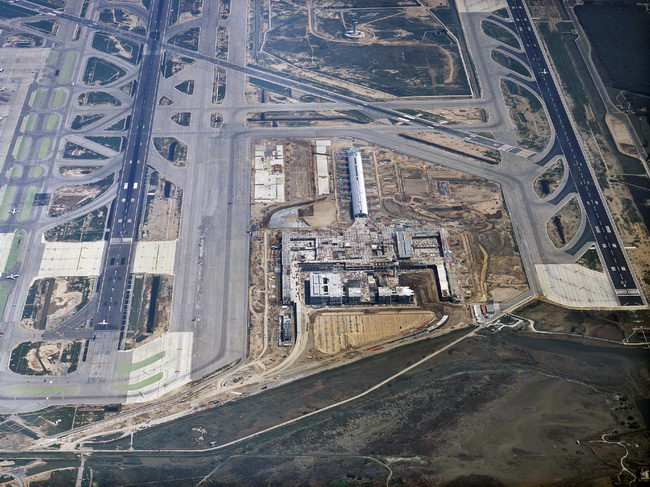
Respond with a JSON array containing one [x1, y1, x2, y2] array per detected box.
[[507, 0, 642, 305], [0, 0, 644, 413]]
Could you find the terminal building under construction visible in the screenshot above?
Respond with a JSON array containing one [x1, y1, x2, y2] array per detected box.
[[347, 148, 368, 218], [280, 221, 460, 309]]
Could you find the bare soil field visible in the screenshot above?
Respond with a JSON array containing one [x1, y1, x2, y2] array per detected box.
[[9, 340, 82, 375], [546, 196, 582, 248], [282, 139, 315, 201], [48, 174, 114, 217], [252, 0, 470, 98], [139, 170, 182, 241], [533, 157, 564, 198], [408, 131, 501, 163], [500, 79, 551, 152], [246, 110, 373, 128], [312, 309, 434, 354], [58, 165, 101, 178], [125, 274, 173, 349], [371, 144, 527, 301], [399, 106, 488, 125], [20, 277, 93, 330]]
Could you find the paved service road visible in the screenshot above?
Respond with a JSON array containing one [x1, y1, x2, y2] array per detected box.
[[93, 0, 170, 335], [14, 0, 524, 157], [507, 0, 643, 305]]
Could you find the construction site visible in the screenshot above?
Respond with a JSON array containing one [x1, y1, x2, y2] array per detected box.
[[249, 137, 527, 366]]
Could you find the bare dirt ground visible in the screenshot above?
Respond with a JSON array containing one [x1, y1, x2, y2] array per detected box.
[[140, 172, 182, 241], [48, 176, 113, 217], [312, 309, 435, 354], [370, 143, 527, 301], [500, 80, 551, 152], [58, 166, 101, 178], [283, 139, 315, 200], [300, 199, 337, 227], [605, 113, 641, 160], [25, 341, 77, 375], [20, 277, 93, 330], [252, 0, 470, 99], [411, 131, 501, 163], [12, 340, 82, 375], [401, 106, 488, 125], [533, 158, 564, 198], [546, 196, 582, 248]]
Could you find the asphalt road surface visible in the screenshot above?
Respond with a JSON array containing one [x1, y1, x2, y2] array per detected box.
[[13, 0, 525, 157], [507, 0, 643, 305], [93, 0, 170, 334]]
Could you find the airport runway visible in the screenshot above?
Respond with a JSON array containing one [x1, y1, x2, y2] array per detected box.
[[507, 0, 643, 305], [92, 0, 169, 336]]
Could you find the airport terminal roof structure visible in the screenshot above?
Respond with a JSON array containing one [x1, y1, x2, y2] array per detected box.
[[348, 148, 368, 218]]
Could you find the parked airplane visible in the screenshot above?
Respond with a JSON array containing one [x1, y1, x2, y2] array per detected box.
[[5, 274, 19, 280], [8, 208, 16, 215]]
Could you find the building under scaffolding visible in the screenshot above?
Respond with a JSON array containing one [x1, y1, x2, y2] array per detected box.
[[280, 222, 460, 308]]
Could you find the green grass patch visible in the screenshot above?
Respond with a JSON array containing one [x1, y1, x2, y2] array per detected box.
[[46, 50, 59, 67], [22, 114, 37, 132], [37, 137, 51, 159], [0, 284, 10, 318], [168, 27, 200, 51], [0, 2, 36, 19], [44, 114, 59, 131], [8, 165, 23, 178], [4, 230, 25, 272], [14, 136, 31, 161], [58, 51, 77, 83], [44, 206, 107, 242], [78, 91, 121, 107], [117, 351, 165, 374], [19, 186, 38, 221], [30, 89, 44, 108], [0, 186, 17, 220], [116, 372, 164, 391], [250, 77, 291, 97], [25, 19, 58, 35], [84, 136, 124, 152], [30, 165, 45, 178], [50, 88, 66, 108]]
